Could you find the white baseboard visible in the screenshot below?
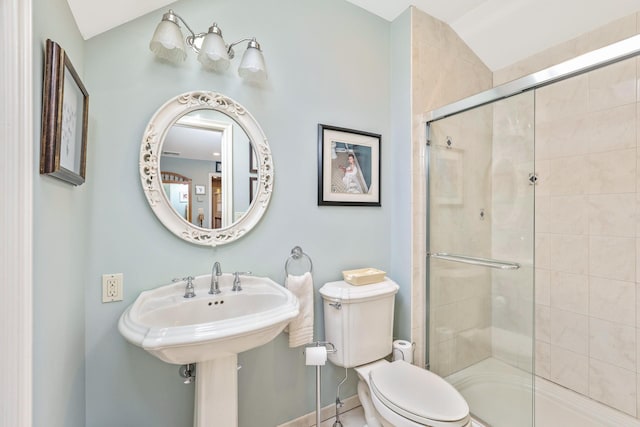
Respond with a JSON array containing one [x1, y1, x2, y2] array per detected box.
[[277, 394, 361, 427]]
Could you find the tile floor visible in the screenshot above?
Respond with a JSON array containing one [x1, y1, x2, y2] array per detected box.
[[317, 405, 485, 427], [318, 406, 364, 427]]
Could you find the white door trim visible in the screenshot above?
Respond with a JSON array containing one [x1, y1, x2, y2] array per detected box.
[[1, 0, 34, 425]]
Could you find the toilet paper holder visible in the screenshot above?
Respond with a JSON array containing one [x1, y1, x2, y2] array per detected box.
[[304, 341, 336, 427], [304, 340, 336, 355]]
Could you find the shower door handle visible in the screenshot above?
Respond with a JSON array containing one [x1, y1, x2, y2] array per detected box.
[[428, 252, 520, 270]]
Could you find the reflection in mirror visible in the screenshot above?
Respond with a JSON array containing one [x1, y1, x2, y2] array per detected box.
[[161, 171, 192, 222], [140, 91, 273, 247], [159, 109, 256, 230]]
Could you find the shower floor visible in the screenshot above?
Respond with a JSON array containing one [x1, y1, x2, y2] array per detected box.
[[446, 357, 640, 427]]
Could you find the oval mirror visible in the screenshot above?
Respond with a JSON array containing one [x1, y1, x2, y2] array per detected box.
[[140, 91, 273, 246]]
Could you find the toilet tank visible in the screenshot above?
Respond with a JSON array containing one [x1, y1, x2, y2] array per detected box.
[[319, 279, 399, 368]]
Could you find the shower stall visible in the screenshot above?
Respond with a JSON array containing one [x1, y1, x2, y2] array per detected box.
[[425, 35, 640, 426]]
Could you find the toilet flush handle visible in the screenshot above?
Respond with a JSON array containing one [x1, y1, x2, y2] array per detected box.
[[329, 301, 342, 309]]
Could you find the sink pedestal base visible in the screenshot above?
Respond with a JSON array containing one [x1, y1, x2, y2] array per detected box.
[[194, 355, 238, 427]]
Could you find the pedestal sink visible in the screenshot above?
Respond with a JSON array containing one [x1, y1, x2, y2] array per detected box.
[[118, 274, 299, 427]]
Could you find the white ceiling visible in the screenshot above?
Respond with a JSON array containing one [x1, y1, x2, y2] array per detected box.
[[163, 125, 222, 162], [66, 0, 640, 70]]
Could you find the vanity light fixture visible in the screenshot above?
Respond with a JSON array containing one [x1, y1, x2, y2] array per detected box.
[[149, 9, 267, 82]]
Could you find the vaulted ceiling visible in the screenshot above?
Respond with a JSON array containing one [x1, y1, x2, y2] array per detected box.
[[66, 0, 640, 70]]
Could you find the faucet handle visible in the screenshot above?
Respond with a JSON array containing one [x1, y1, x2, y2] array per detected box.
[[183, 276, 196, 298], [232, 271, 252, 291], [172, 276, 195, 283], [233, 271, 252, 279]]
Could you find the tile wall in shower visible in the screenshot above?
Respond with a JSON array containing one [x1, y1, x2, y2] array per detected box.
[[484, 11, 640, 418], [533, 56, 639, 416]]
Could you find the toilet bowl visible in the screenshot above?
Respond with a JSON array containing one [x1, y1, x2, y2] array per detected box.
[[319, 278, 472, 427], [355, 360, 471, 427]]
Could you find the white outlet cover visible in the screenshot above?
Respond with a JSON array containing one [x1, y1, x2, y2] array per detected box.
[[102, 273, 123, 303]]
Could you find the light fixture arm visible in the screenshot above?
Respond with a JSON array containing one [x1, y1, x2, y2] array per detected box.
[[226, 38, 258, 59], [164, 9, 205, 54], [158, 10, 262, 57]]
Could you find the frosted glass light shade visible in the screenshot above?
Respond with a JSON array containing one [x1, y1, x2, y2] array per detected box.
[[198, 32, 230, 71], [238, 45, 267, 82], [149, 10, 270, 81], [149, 20, 187, 63]]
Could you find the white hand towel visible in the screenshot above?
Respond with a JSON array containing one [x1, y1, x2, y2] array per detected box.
[[286, 272, 314, 348]]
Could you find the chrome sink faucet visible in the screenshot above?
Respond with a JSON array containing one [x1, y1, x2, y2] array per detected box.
[[183, 276, 196, 298], [232, 271, 252, 292], [210, 262, 222, 295], [173, 276, 196, 298]]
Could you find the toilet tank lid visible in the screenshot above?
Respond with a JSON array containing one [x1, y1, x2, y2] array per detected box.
[[319, 279, 399, 302]]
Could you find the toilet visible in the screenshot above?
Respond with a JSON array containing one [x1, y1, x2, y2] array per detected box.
[[319, 278, 471, 427]]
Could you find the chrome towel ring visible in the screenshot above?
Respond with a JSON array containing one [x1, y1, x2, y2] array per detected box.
[[284, 246, 313, 278]]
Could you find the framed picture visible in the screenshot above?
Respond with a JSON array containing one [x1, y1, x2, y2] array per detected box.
[[40, 39, 89, 186], [317, 124, 381, 206], [249, 145, 258, 173], [195, 184, 206, 195], [179, 191, 188, 203], [249, 177, 258, 203], [215, 161, 222, 173]]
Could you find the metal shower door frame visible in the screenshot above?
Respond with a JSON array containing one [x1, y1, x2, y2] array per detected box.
[[425, 34, 640, 125]]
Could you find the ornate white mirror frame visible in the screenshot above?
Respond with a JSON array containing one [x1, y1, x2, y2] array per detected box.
[[140, 91, 273, 246]]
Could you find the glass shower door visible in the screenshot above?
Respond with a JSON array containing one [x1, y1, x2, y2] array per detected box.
[[427, 92, 535, 426]]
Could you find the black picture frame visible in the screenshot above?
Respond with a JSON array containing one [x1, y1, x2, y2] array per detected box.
[[215, 161, 222, 173], [40, 39, 89, 186], [317, 124, 381, 206]]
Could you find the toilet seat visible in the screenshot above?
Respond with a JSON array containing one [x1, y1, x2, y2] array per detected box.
[[368, 361, 470, 427]]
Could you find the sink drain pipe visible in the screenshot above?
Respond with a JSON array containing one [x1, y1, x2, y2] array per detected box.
[[179, 363, 196, 384]]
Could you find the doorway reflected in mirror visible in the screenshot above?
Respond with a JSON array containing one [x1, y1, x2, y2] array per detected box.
[[159, 109, 255, 230]]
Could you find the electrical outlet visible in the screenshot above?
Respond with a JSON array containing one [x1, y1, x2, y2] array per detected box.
[[102, 273, 123, 303]]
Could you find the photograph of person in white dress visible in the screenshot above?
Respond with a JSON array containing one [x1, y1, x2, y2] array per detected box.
[[339, 153, 363, 193], [330, 143, 370, 194]]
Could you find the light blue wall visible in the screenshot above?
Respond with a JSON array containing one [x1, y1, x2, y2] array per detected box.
[[32, 0, 87, 426], [389, 8, 412, 341], [81, 0, 400, 426]]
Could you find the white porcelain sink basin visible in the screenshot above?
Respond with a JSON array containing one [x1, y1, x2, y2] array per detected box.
[[118, 274, 299, 364]]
